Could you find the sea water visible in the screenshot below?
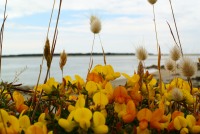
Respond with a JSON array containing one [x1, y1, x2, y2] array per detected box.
[[1, 55, 199, 86]]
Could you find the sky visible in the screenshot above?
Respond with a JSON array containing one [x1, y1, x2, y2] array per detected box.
[[0, 0, 200, 55]]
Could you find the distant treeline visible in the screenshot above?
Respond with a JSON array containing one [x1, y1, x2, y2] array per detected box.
[[2, 52, 158, 58]]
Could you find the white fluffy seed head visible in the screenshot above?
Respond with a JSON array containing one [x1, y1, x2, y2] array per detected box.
[[170, 46, 181, 61], [90, 15, 101, 34], [136, 46, 148, 61], [179, 57, 197, 78], [148, 0, 157, 5], [171, 88, 183, 102], [164, 58, 176, 72]]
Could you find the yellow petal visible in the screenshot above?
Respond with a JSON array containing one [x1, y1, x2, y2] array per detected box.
[[122, 73, 131, 79], [64, 75, 72, 83], [93, 112, 105, 127], [93, 92, 108, 108], [0, 109, 9, 124], [75, 95, 85, 108], [42, 84, 52, 94], [191, 126, 200, 133], [93, 125, 108, 134], [180, 127, 188, 134], [13, 91, 24, 107], [19, 115, 31, 131], [26, 125, 44, 134], [86, 81, 97, 96], [174, 116, 187, 130], [38, 113, 46, 124], [149, 78, 157, 86], [74, 108, 92, 122], [9, 115, 20, 133], [186, 115, 196, 129], [114, 103, 126, 113], [58, 118, 77, 132], [79, 119, 91, 130]]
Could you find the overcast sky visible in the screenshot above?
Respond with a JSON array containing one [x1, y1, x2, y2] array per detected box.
[[0, 0, 200, 55]]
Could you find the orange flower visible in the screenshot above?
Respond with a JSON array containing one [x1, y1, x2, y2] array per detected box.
[[87, 72, 103, 83], [13, 91, 28, 113], [122, 100, 136, 123], [150, 108, 168, 131], [128, 83, 142, 106], [137, 108, 152, 130], [113, 86, 129, 104]]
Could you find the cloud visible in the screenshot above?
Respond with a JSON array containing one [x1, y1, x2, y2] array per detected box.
[[1, 0, 200, 54]]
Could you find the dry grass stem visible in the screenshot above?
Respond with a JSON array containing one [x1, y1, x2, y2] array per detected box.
[[167, 21, 179, 47], [44, 0, 62, 83], [168, 0, 183, 56], [137, 61, 144, 91], [87, 34, 95, 76], [0, 0, 8, 77], [98, 34, 106, 65]]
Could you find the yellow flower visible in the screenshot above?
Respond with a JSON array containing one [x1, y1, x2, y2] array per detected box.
[[58, 111, 78, 132], [38, 113, 47, 124], [93, 91, 108, 109], [73, 75, 85, 90], [74, 108, 92, 130], [0, 109, 20, 133], [19, 115, 31, 132], [26, 124, 46, 134], [122, 73, 140, 87], [92, 111, 108, 133], [186, 115, 200, 133], [0, 109, 9, 125], [114, 103, 126, 118], [86, 81, 98, 96], [92, 64, 120, 81], [180, 127, 189, 134], [173, 116, 187, 130], [42, 77, 58, 94], [102, 82, 114, 103]]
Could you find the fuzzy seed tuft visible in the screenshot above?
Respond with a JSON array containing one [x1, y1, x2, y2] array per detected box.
[[179, 57, 197, 78], [136, 46, 148, 61], [90, 15, 101, 34], [170, 46, 181, 61]]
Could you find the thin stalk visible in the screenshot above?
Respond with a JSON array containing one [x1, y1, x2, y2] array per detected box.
[[87, 34, 95, 77], [98, 34, 106, 65], [152, 5, 159, 52], [0, 110, 7, 134], [166, 21, 179, 47], [31, 0, 56, 108], [187, 77, 193, 94], [152, 5, 162, 95], [47, 0, 55, 38], [32, 0, 62, 121], [168, 0, 183, 56], [0, 0, 8, 77], [44, 0, 62, 83]]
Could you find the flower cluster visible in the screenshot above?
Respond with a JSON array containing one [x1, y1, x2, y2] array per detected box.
[[1, 60, 200, 133]]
